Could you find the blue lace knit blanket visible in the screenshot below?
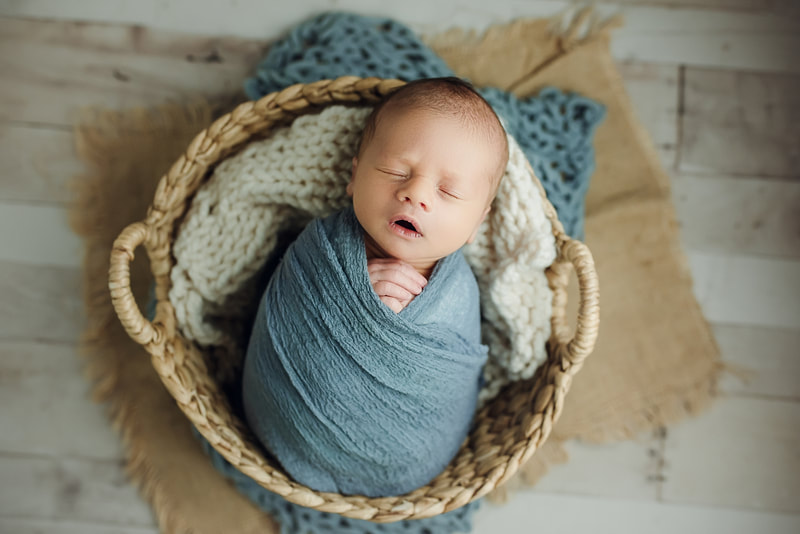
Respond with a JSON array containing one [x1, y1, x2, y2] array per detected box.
[[245, 12, 605, 239], [196, 430, 480, 534]]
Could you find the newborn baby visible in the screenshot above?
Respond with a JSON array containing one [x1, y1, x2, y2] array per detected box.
[[242, 77, 509, 497]]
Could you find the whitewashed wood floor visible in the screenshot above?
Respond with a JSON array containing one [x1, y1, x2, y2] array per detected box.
[[1, 1, 798, 533]]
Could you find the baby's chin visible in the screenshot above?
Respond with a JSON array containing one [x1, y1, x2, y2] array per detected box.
[[386, 250, 437, 268], [365, 232, 465, 270], [384, 246, 460, 272], [371, 242, 434, 268]]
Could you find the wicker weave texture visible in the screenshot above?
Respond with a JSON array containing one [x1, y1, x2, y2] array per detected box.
[[108, 77, 600, 522]]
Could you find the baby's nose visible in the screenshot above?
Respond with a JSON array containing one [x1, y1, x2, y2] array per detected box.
[[397, 176, 433, 210]]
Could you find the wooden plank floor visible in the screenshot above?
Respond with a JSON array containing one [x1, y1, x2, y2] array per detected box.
[[0, 1, 798, 533]]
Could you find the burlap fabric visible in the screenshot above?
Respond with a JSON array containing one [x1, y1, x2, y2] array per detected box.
[[71, 13, 720, 533]]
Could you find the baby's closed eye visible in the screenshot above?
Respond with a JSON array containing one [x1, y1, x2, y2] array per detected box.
[[438, 187, 462, 199], [378, 167, 407, 178]]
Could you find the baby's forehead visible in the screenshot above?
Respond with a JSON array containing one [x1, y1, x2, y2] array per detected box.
[[378, 102, 492, 131], [374, 106, 502, 150], [364, 100, 508, 182]]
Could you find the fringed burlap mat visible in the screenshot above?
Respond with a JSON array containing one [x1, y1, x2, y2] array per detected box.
[[70, 12, 720, 533]]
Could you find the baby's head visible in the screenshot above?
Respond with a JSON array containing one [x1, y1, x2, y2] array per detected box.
[[347, 77, 509, 274]]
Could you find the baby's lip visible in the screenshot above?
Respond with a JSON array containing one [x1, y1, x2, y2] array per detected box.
[[389, 214, 423, 236]]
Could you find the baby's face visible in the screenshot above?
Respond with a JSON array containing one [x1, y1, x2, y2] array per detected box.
[[347, 108, 500, 271]]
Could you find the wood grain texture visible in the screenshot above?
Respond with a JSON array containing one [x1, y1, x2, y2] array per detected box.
[[662, 396, 800, 513], [0, 261, 83, 342], [472, 491, 800, 533], [679, 68, 800, 178], [0, 203, 82, 267], [618, 61, 679, 169], [1, 1, 798, 72], [534, 432, 663, 500], [671, 173, 800, 259], [0, 124, 82, 204], [0, 341, 126, 459], [687, 252, 800, 329], [0, 17, 262, 126], [0, 454, 155, 527], [713, 324, 800, 400], [611, 5, 798, 73], [0, 518, 158, 534]]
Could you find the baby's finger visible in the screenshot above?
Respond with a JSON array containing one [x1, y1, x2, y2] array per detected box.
[[368, 270, 423, 296], [371, 280, 415, 302], [379, 295, 405, 314], [376, 259, 428, 287], [367, 260, 427, 294]]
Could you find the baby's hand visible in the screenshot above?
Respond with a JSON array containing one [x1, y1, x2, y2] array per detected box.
[[367, 258, 428, 314]]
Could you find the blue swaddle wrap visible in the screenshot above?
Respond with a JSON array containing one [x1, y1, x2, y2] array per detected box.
[[242, 206, 488, 497]]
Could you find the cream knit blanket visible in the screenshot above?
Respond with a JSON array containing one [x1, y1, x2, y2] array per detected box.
[[169, 105, 556, 403]]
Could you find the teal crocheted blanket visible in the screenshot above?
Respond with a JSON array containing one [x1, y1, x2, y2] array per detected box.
[[196, 430, 479, 534], [244, 12, 605, 239], [193, 11, 606, 534]]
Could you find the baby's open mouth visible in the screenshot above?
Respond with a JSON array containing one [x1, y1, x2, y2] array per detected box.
[[390, 216, 423, 237], [395, 220, 417, 232]]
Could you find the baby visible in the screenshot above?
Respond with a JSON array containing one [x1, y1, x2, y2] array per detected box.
[[350, 77, 508, 313], [242, 77, 509, 497]]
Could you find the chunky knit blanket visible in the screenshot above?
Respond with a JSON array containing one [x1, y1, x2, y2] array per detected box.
[[242, 206, 488, 497], [245, 12, 605, 239]]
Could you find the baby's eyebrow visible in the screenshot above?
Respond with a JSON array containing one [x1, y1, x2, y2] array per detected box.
[[438, 169, 462, 182], [380, 154, 412, 166]]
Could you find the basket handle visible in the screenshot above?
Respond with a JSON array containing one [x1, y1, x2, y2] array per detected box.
[[551, 238, 600, 369], [109, 222, 162, 347]]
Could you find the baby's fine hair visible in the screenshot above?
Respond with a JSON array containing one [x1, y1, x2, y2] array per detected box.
[[356, 77, 509, 183]]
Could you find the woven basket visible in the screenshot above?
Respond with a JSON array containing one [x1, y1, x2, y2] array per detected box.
[[109, 76, 600, 523]]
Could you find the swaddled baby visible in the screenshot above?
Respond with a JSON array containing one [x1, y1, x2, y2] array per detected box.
[[242, 77, 509, 497]]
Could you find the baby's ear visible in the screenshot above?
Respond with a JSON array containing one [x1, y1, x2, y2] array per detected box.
[[347, 157, 358, 197]]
